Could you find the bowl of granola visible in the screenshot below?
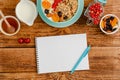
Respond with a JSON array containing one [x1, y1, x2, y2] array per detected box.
[[37, 0, 84, 28]]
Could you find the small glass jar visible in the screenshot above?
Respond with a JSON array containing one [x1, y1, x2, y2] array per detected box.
[[84, 0, 106, 25]]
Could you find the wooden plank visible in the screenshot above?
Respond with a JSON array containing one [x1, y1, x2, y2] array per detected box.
[[0, 48, 36, 72], [0, 0, 120, 48], [0, 71, 120, 80], [104, 0, 120, 17], [0, 47, 120, 72], [1, 25, 120, 48], [0, 0, 120, 80]]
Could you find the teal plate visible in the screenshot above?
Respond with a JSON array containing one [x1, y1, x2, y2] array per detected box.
[[37, 0, 84, 28]]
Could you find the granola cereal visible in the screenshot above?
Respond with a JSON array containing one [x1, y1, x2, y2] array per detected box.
[[42, 0, 78, 22]]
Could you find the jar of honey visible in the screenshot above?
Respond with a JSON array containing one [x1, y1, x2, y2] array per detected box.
[[0, 16, 20, 36]]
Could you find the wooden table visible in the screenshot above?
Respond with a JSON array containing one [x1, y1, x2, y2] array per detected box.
[[0, 0, 120, 80]]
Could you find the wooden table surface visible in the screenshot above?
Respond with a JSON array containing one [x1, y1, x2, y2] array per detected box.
[[0, 0, 120, 80]]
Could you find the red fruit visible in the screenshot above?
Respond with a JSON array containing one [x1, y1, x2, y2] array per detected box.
[[52, 2, 57, 9], [96, 3, 101, 7], [100, 9, 103, 13], [89, 11, 93, 15], [92, 4, 95, 7], [88, 2, 103, 20], [94, 5, 98, 9], [18, 38, 24, 44], [96, 11, 100, 14], [90, 14, 94, 18], [89, 6, 94, 11], [52, 0, 62, 9], [97, 5, 101, 9], [93, 18, 100, 25], [24, 38, 31, 43]]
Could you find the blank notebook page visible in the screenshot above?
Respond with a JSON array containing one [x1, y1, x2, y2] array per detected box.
[[35, 34, 89, 74]]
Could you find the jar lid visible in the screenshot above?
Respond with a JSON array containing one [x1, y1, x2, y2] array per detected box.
[[98, 0, 107, 4]]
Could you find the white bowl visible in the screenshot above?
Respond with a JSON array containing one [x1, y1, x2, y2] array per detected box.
[[100, 14, 120, 35]]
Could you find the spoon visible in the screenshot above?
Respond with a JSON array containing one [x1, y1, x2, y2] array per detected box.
[[0, 10, 15, 33]]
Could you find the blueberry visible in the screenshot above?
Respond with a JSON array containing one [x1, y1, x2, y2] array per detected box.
[[106, 18, 110, 22], [106, 22, 111, 26], [63, 16, 68, 20], [110, 16, 114, 20], [57, 11, 62, 17], [109, 25, 113, 31], [44, 9, 49, 14], [106, 24, 112, 31], [106, 25, 110, 30]]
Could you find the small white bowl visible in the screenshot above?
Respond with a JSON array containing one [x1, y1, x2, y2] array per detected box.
[[0, 16, 20, 36], [100, 14, 120, 35]]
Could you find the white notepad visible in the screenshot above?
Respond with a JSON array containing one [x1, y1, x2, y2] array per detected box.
[[35, 34, 89, 74]]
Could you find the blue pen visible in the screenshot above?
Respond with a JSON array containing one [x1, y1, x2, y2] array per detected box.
[[70, 45, 91, 74]]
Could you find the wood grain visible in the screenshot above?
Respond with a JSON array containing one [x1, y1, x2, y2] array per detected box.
[[0, 0, 120, 48], [0, 0, 120, 80], [0, 47, 120, 79], [0, 71, 120, 80]]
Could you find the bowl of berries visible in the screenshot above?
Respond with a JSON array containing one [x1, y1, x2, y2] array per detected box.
[[100, 14, 120, 34], [37, 0, 84, 28]]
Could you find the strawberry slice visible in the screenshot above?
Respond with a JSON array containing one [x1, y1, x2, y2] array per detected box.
[[52, 2, 57, 9], [52, 0, 62, 10]]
